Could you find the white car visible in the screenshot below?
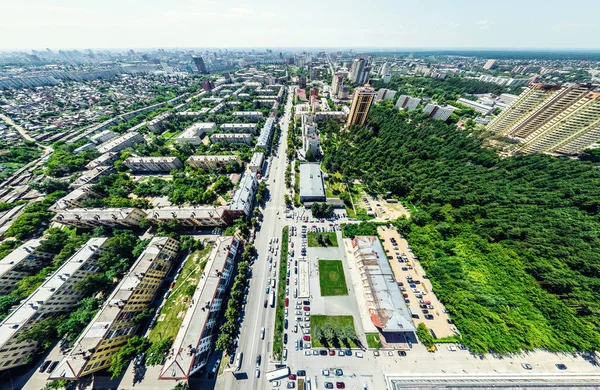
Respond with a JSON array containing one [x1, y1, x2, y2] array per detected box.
[[322, 369, 330, 376], [260, 327, 265, 339]]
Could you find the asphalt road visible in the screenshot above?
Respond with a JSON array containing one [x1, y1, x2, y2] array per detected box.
[[215, 87, 295, 390]]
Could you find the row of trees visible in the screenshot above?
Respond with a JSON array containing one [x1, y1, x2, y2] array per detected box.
[[313, 324, 358, 348], [325, 102, 600, 353], [311, 202, 334, 218]]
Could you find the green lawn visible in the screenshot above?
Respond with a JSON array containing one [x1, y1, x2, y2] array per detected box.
[[148, 244, 212, 343], [307, 232, 338, 247], [318, 260, 348, 296], [310, 315, 359, 348], [366, 333, 382, 349]]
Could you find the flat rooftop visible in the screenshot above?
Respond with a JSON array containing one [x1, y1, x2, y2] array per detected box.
[[159, 236, 239, 379], [146, 206, 228, 220], [351, 236, 415, 333], [0, 239, 45, 280], [53, 207, 141, 223], [299, 163, 326, 200], [0, 238, 107, 347]]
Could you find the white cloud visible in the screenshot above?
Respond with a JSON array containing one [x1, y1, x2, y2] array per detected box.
[[448, 22, 460, 28], [475, 20, 489, 25], [262, 11, 276, 17]]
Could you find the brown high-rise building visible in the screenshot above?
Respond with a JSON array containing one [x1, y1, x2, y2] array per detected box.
[[346, 85, 376, 127], [201, 80, 215, 91]]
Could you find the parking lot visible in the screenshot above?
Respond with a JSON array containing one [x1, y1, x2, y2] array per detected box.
[[377, 226, 456, 339]]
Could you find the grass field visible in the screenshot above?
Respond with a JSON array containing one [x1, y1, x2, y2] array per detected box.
[[310, 315, 359, 348], [366, 333, 382, 349], [307, 232, 338, 247], [148, 244, 212, 343], [318, 260, 348, 296]]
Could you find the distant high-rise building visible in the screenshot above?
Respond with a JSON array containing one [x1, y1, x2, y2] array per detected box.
[[346, 85, 376, 127], [193, 56, 208, 74], [483, 59, 498, 70], [331, 73, 344, 97], [201, 80, 215, 91], [349, 58, 369, 84], [299, 76, 307, 89], [310, 67, 318, 80], [339, 86, 350, 100], [223, 72, 232, 83], [487, 83, 594, 138], [380, 62, 391, 76]]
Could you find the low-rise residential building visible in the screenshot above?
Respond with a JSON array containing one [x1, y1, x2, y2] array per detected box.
[[52, 208, 146, 229], [50, 237, 179, 379], [69, 166, 113, 189], [395, 95, 421, 111], [219, 123, 257, 134], [89, 130, 118, 145], [96, 132, 144, 154], [247, 152, 264, 174], [456, 98, 494, 115], [186, 155, 241, 171], [299, 163, 326, 203], [209, 102, 226, 114], [123, 156, 183, 172], [0, 239, 53, 294], [147, 112, 173, 132], [232, 111, 264, 122], [423, 103, 456, 121], [159, 236, 240, 380], [349, 236, 415, 336], [85, 152, 118, 170], [50, 185, 101, 211], [0, 238, 107, 371], [146, 206, 231, 227], [175, 122, 216, 146], [176, 108, 210, 119], [256, 117, 276, 150], [229, 172, 257, 216], [209, 133, 253, 145]]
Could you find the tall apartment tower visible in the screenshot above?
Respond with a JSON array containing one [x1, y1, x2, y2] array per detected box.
[[487, 83, 594, 138], [349, 58, 367, 84], [346, 85, 376, 127], [518, 92, 600, 154], [380, 62, 391, 76], [193, 56, 208, 74], [331, 73, 344, 97]]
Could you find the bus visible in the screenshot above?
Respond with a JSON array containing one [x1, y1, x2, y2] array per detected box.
[[234, 352, 243, 371], [270, 291, 276, 307], [265, 366, 290, 382]]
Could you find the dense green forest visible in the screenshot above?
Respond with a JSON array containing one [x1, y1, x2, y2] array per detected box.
[[323, 102, 600, 353], [371, 75, 522, 103]]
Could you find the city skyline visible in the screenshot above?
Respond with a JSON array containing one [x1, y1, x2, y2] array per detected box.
[[1, 0, 599, 50]]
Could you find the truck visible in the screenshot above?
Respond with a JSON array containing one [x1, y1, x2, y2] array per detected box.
[[234, 352, 243, 371], [270, 291, 276, 307]]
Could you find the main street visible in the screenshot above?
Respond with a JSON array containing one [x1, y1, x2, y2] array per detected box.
[[216, 86, 295, 390]]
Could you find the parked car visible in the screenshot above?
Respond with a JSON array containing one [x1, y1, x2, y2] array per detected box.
[[39, 360, 51, 373]]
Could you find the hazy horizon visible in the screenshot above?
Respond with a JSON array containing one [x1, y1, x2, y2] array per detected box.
[[1, 0, 598, 51]]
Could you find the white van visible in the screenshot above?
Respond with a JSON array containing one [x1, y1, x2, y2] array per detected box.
[[283, 349, 288, 361]]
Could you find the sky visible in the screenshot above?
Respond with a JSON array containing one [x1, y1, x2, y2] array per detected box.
[[1, 0, 599, 51]]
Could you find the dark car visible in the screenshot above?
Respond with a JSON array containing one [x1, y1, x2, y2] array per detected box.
[[284, 334, 288, 344], [288, 373, 297, 380], [324, 383, 334, 389], [397, 350, 407, 356], [424, 314, 434, 320], [336, 383, 345, 389], [264, 299, 268, 308], [303, 300, 310, 305], [297, 370, 306, 376], [46, 361, 59, 373], [344, 350, 352, 356], [39, 360, 51, 373], [284, 319, 288, 329], [319, 349, 328, 356], [556, 364, 567, 370]]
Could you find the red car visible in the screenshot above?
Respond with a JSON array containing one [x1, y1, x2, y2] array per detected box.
[[336, 382, 345, 389], [285, 298, 289, 307], [328, 350, 335, 356], [289, 374, 297, 380], [303, 306, 310, 311], [425, 301, 431, 305], [286, 278, 289, 285], [303, 335, 311, 341], [291, 242, 294, 248]]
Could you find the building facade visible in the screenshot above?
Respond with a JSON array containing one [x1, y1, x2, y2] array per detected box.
[[209, 133, 253, 145], [146, 206, 231, 227], [50, 237, 179, 379], [53, 208, 146, 228], [96, 132, 144, 154], [346, 85, 376, 127], [0, 239, 53, 294], [175, 122, 216, 146], [422, 103, 456, 121], [159, 237, 240, 380], [395, 95, 421, 111], [186, 155, 240, 171], [123, 156, 183, 172], [0, 238, 107, 372]]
